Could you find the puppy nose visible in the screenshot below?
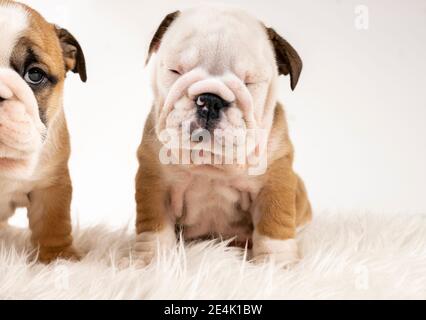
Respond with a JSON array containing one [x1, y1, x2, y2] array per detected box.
[[196, 93, 229, 112], [195, 93, 230, 128]]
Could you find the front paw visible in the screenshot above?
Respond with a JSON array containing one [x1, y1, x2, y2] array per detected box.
[[120, 227, 176, 269], [252, 231, 300, 268], [37, 246, 81, 264]]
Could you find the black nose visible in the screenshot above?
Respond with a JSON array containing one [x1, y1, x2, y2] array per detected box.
[[195, 93, 230, 129]]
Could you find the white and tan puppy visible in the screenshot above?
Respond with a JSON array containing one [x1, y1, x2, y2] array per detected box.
[[133, 5, 311, 267], [0, 0, 86, 263]]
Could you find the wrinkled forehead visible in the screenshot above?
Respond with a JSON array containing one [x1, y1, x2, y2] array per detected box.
[[0, 1, 29, 67], [160, 7, 275, 76]]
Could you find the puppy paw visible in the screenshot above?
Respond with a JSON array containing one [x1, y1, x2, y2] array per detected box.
[[252, 232, 300, 268], [37, 246, 81, 264], [121, 227, 176, 269]]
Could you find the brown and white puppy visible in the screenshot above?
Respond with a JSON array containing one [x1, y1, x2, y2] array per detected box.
[[133, 5, 311, 267], [0, 0, 86, 263]]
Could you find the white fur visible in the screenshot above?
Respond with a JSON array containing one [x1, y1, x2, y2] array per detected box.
[[1, 211, 426, 299], [0, 4, 34, 202], [153, 6, 276, 142], [121, 223, 177, 268], [0, 67, 47, 222], [0, 3, 29, 68], [124, 167, 262, 267], [149, 6, 284, 265], [169, 172, 257, 242], [0, 4, 51, 226], [252, 230, 300, 266]]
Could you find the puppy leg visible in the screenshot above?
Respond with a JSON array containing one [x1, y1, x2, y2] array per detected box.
[[252, 161, 300, 267], [125, 165, 176, 268], [130, 223, 176, 268], [27, 170, 79, 263]]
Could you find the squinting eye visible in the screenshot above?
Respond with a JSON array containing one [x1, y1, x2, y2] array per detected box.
[[169, 69, 181, 75], [24, 67, 47, 85]]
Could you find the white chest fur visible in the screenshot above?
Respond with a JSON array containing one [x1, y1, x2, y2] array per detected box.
[[168, 169, 261, 242]]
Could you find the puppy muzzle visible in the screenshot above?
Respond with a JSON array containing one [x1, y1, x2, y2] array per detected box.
[[157, 68, 258, 136], [0, 68, 46, 163], [157, 68, 269, 170], [195, 93, 230, 130]]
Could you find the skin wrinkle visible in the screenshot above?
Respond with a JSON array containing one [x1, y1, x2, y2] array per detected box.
[[0, 0, 86, 263], [0, 69, 40, 117], [159, 69, 258, 141], [134, 5, 312, 267], [0, 69, 45, 155], [222, 73, 257, 130], [0, 81, 13, 98], [157, 67, 207, 136], [188, 78, 235, 102]]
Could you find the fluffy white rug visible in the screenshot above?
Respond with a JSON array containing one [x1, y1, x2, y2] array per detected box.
[[1, 211, 425, 300]]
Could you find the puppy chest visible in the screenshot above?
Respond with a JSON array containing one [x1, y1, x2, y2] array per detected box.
[[0, 180, 30, 220], [173, 176, 253, 240]]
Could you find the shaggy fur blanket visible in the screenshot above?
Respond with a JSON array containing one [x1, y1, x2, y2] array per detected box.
[[1, 211, 425, 299]]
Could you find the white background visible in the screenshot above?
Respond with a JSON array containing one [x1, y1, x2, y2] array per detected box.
[[12, 0, 426, 228]]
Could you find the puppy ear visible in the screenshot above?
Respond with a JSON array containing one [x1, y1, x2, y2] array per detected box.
[[146, 11, 180, 65], [266, 27, 302, 91], [55, 26, 87, 82]]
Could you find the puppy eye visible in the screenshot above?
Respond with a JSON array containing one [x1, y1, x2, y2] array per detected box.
[[24, 67, 47, 85], [169, 69, 181, 75], [246, 80, 267, 87], [245, 79, 255, 86]]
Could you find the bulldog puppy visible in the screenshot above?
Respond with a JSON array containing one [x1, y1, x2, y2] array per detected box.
[[0, 0, 86, 263], [133, 5, 311, 267]]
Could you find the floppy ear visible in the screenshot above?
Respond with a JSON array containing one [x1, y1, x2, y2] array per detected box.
[[146, 11, 180, 65], [266, 27, 302, 91], [55, 26, 87, 82]]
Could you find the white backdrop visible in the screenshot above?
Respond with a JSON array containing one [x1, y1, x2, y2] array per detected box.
[[11, 0, 426, 228]]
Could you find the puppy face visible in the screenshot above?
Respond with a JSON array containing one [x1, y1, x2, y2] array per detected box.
[[148, 6, 302, 167], [0, 0, 86, 179]]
